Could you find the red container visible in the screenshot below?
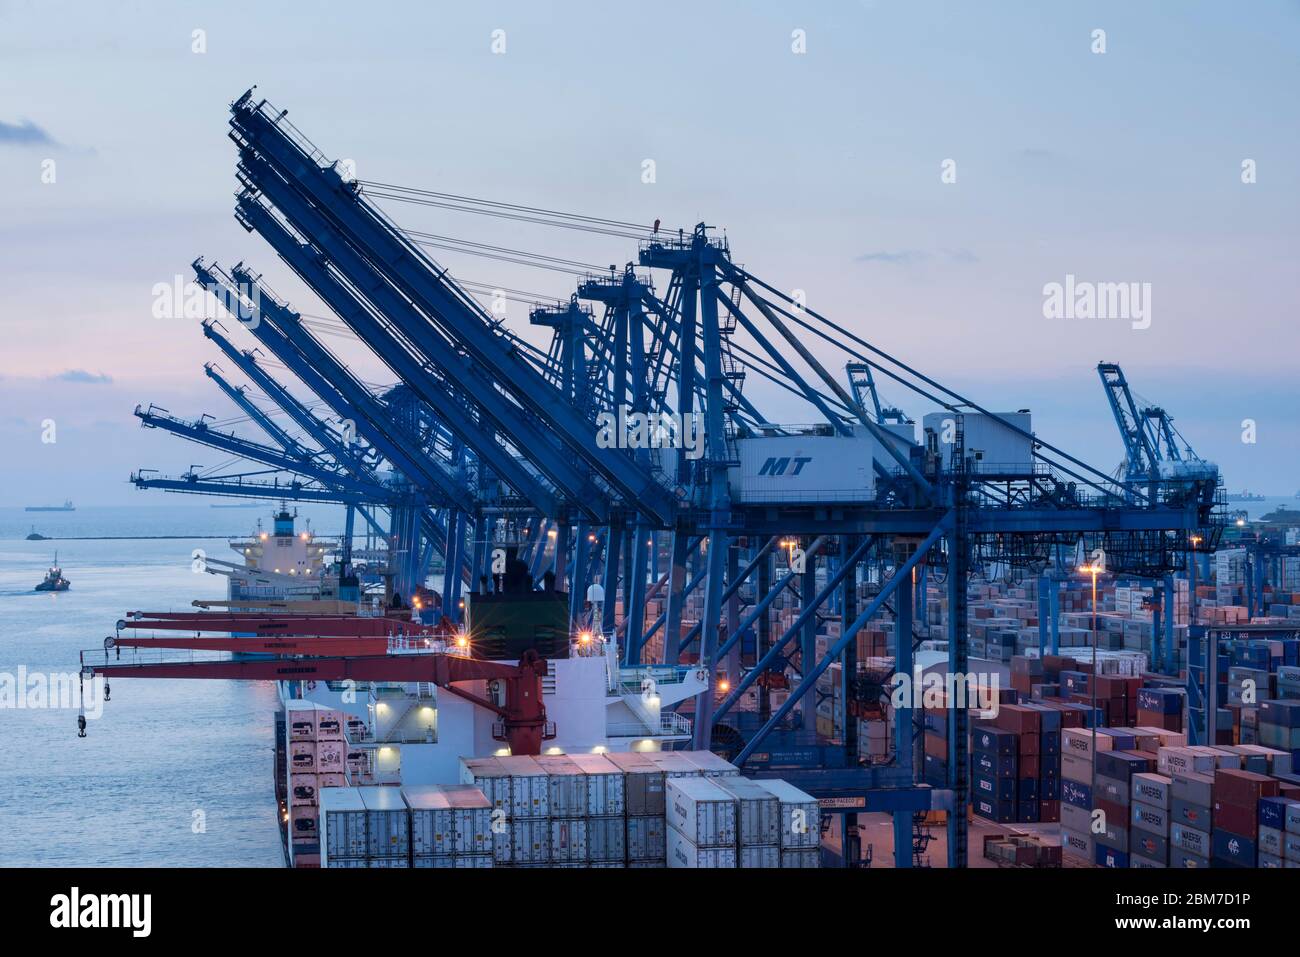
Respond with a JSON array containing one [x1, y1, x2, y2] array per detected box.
[[1214, 768, 1280, 806]]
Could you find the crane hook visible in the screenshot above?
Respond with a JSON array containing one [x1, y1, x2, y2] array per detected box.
[[77, 714, 87, 738]]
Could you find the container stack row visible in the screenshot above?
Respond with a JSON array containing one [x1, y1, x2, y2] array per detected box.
[[1057, 726, 1300, 868], [283, 700, 349, 868]]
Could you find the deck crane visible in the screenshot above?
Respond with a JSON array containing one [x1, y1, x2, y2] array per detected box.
[[101, 89, 1226, 868], [80, 645, 553, 756]]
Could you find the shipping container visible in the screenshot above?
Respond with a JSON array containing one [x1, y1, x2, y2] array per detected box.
[[780, 847, 822, 868], [681, 750, 740, 777], [358, 786, 410, 859], [668, 825, 737, 868], [586, 816, 628, 862], [496, 755, 550, 819], [404, 784, 493, 858], [412, 854, 493, 869], [755, 779, 820, 848], [534, 754, 588, 818], [738, 845, 781, 868], [505, 819, 551, 865], [605, 751, 666, 816], [666, 777, 737, 848], [712, 777, 780, 846], [627, 814, 667, 861], [459, 756, 512, 812], [549, 818, 588, 863], [565, 753, 627, 816], [320, 787, 368, 865]]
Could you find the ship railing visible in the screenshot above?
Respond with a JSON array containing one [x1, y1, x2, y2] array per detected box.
[[607, 711, 692, 739], [615, 665, 692, 695], [80, 646, 232, 673]]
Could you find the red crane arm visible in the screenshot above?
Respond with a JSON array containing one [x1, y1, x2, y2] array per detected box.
[[110, 635, 394, 656], [79, 650, 552, 755], [120, 613, 422, 637]]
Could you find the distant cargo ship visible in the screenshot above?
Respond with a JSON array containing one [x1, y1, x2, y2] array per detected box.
[[1226, 490, 1266, 502], [25, 499, 74, 512]]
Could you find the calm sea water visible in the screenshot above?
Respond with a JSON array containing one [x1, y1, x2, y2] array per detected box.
[[0, 505, 348, 867]]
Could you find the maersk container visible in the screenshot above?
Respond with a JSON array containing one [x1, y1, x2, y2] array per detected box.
[[497, 755, 550, 819], [626, 814, 667, 861], [507, 819, 551, 865], [713, 777, 780, 846], [366, 856, 410, 869], [1170, 823, 1211, 858], [549, 818, 588, 863], [681, 750, 740, 778], [728, 432, 877, 505], [586, 816, 627, 862], [1130, 772, 1171, 810], [667, 776, 737, 848], [755, 779, 820, 849], [606, 752, 666, 815], [358, 786, 410, 859], [668, 824, 737, 868], [535, 754, 587, 818], [320, 787, 368, 865], [780, 847, 821, 868], [565, 753, 626, 816], [738, 845, 781, 868]]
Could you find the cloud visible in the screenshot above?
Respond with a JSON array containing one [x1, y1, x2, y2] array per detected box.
[[49, 369, 112, 384], [855, 250, 928, 266], [0, 118, 61, 148], [855, 248, 979, 266]]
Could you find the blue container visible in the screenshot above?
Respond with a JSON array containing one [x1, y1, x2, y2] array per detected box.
[[972, 750, 1016, 778], [1039, 774, 1060, 801], [1061, 778, 1092, 810], [1170, 849, 1211, 869], [1095, 750, 1154, 781], [1061, 671, 1090, 695], [1017, 777, 1039, 801], [1100, 730, 1138, 751], [1260, 699, 1300, 726], [1017, 800, 1039, 823], [972, 771, 1016, 803], [1211, 828, 1257, 868], [972, 796, 1015, 824], [1095, 844, 1129, 868], [1041, 731, 1061, 755], [970, 726, 1017, 756], [1136, 687, 1183, 714]]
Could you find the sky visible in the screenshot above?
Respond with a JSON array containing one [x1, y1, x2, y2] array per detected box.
[[1, 0, 1297, 505]]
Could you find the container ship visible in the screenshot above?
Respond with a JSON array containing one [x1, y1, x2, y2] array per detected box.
[[26, 499, 74, 512]]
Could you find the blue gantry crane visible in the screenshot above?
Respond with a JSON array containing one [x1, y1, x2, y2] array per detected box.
[[119, 88, 1225, 868]]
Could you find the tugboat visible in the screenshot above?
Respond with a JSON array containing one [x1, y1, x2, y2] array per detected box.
[[25, 526, 49, 541], [34, 553, 70, 592]]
